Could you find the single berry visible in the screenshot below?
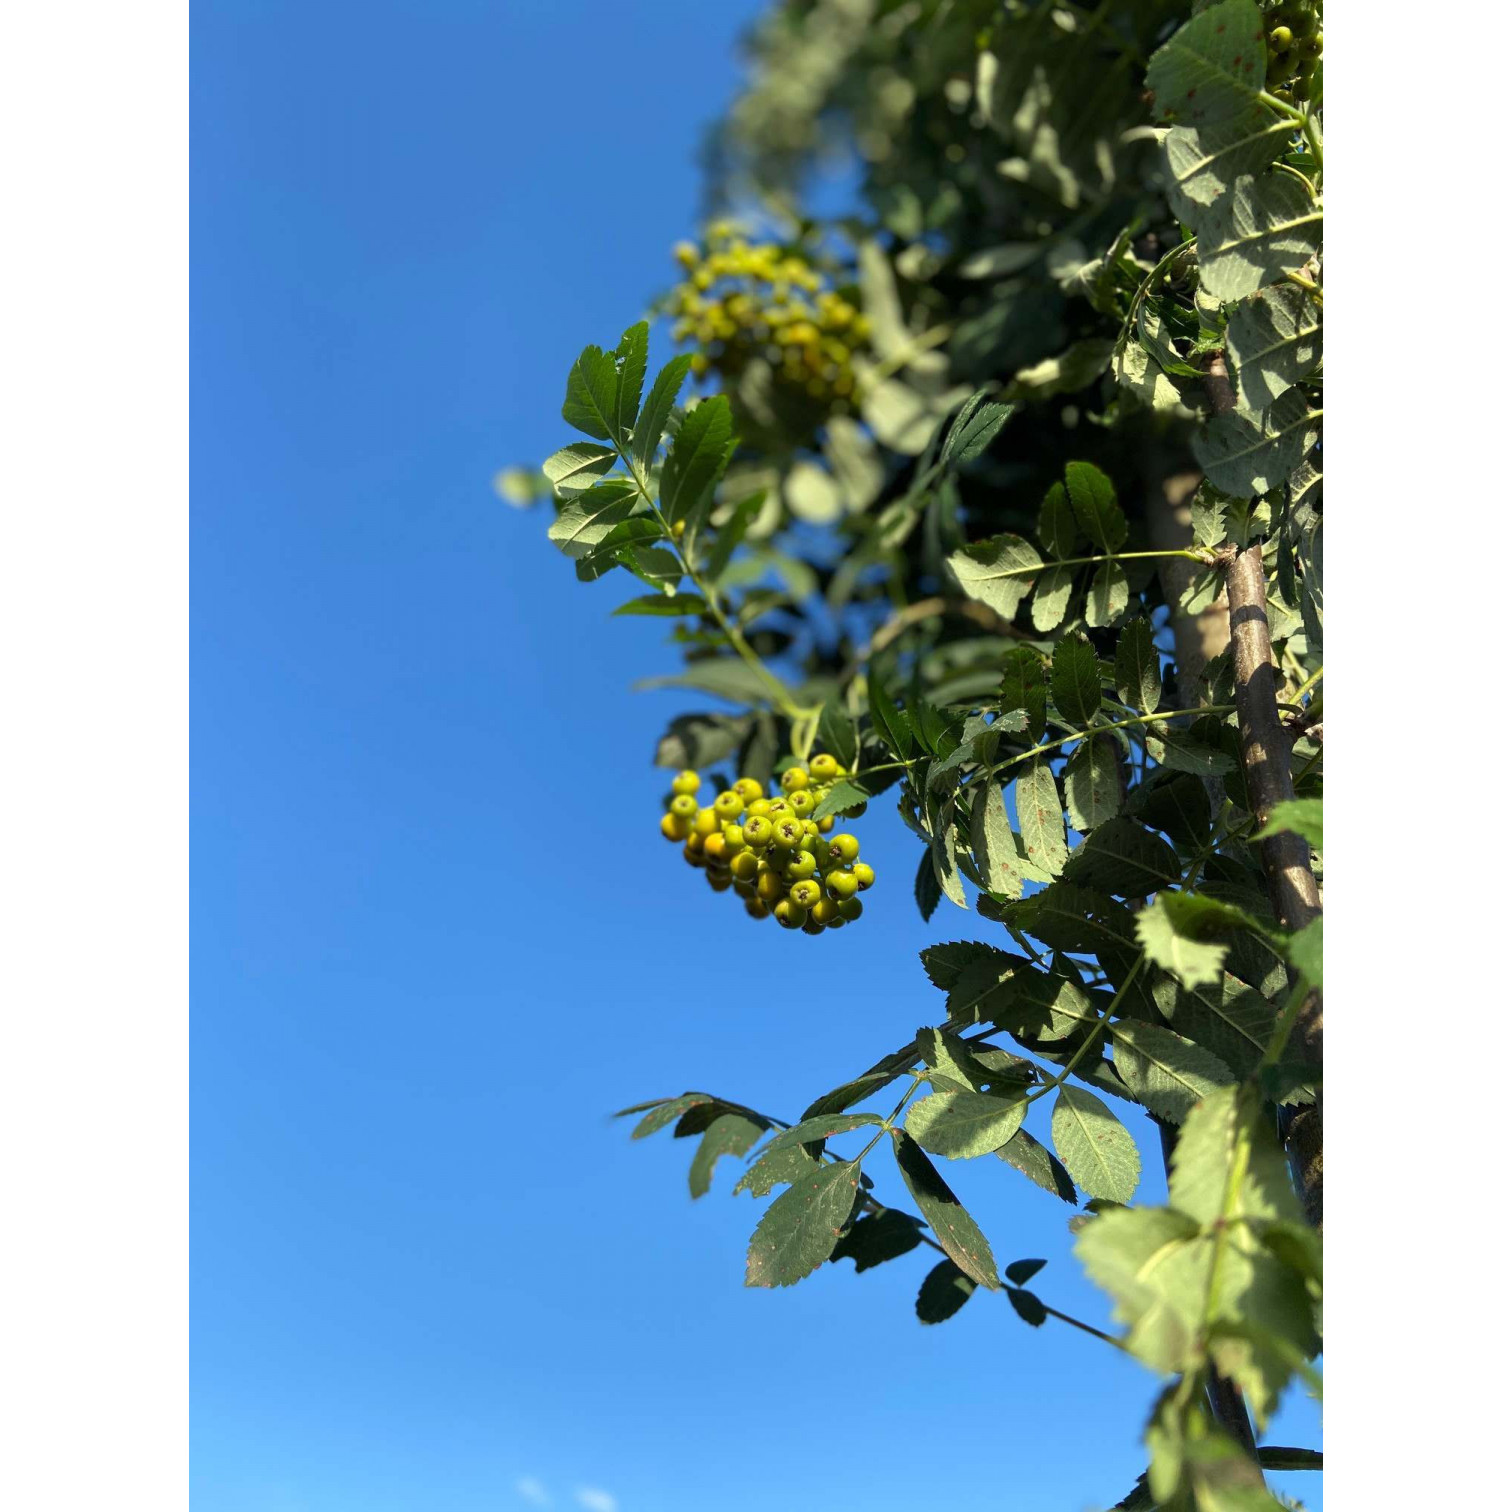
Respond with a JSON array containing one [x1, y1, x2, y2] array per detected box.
[[1269, 25, 1293, 50], [801, 918, 827, 936], [746, 798, 773, 819], [714, 791, 744, 821], [800, 818, 819, 837], [766, 797, 792, 817], [785, 849, 818, 880], [669, 793, 699, 820], [722, 823, 748, 850], [734, 777, 765, 804], [660, 813, 690, 843], [852, 862, 875, 891], [829, 832, 861, 864], [745, 898, 771, 920], [733, 879, 757, 900], [683, 843, 707, 868], [707, 871, 733, 892], [838, 897, 863, 921], [827, 870, 859, 901], [809, 753, 839, 781], [789, 879, 821, 910], [671, 770, 701, 796], [772, 899, 805, 929], [825, 914, 846, 929], [703, 833, 728, 862], [731, 850, 760, 881], [809, 897, 839, 925], [817, 816, 835, 834], [742, 814, 774, 848], [787, 789, 815, 816], [755, 869, 784, 903], [772, 818, 805, 850], [693, 808, 719, 837], [781, 766, 810, 791]]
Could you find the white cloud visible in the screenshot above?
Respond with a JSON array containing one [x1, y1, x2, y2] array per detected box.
[[574, 1490, 617, 1512], [515, 1476, 552, 1508]]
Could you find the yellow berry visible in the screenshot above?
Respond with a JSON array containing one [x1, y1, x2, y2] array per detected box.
[[810, 754, 840, 780], [660, 813, 690, 843], [853, 862, 875, 891], [731, 850, 761, 881], [672, 770, 701, 796], [714, 791, 745, 821], [669, 794, 699, 820], [745, 898, 771, 920], [755, 869, 784, 903], [734, 778, 764, 803], [694, 808, 719, 837], [703, 833, 728, 862], [781, 767, 811, 791]]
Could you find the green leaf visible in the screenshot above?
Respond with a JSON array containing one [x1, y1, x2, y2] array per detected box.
[[932, 824, 967, 911], [890, 1130, 1000, 1288], [1063, 740, 1122, 833], [905, 1088, 1028, 1160], [636, 658, 775, 706], [1064, 817, 1180, 896], [759, 1113, 884, 1157], [1051, 1085, 1141, 1203], [613, 322, 648, 441], [744, 1158, 862, 1288], [1255, 797, 1322, 850], [970, 781, 1024, 900], [1195, 171, 1323, 303], [1170, 975, 1276, 1080], [1189, 485, 1229, 550], [689, 1112, 764, 1198], [920, 941, 1012, 995], [1162, 107, 1296, 220], [1195, 386, 1320, 498], [1135, 894, 1230, 988], [631, 352, 693, 466], [829, 1208, 924, 1273], [631, 1092, 713, 1139], [612, 592, 702, 617], [561, 342, 621, 441], [1111, 1018, 1237, 1122], [615, 544, 683, 593], [1006, 1287, 1047, 1326], [816, 695, 859, 771], [942, 388, 1017, 463], [1031, 564, 1075, 632], [1064, 461, 1127, 552], [661, 395, 734, 524], [1037, 480, 1080, 557], [546, 479, 639, 557], [1006, 1257, 1046, 1286], [702, 491, 765, 581], [542, 441, 618, 496], [1051, 636, 1102, 728], [944, 954, 1019, 1023], [915, 1259, 977, 1324], [915, 846, 942, 922], [868, 676, 916, 757], [734, 1142, 819, 1198], [1086, 561, 1129, 628], [1287, 916, 1322, 986], [1000, 646, 1048, 741], [1016, 760, 1068, 877], [1146, 728, 1237, 776], [1115, 617, 1162, 716], [1226, 285, 1322, 410], [996, 1129, 1078, 1203], [1146, 0, 1268, 124], [946, 533, 1044, 620], [571, 517, 663, 581]]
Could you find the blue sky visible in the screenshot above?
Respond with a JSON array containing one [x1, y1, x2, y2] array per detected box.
[[190, 4, 1319, 1510]]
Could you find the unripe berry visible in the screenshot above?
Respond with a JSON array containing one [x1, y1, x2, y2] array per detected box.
[[1269, 25, 1293, 51], [669, 794, 699, 820], [703, 833, 728, 862], [852, 861, 875, 891], [683, 843, 707, 868], [817, 816, 835, 834], [809, 753, 840, 780], [838, 897, 863, 921], [714, 791, 745, 821], [809, 897, 839, 926], [707, 871, 733, 892], [802, 918, 827, 935], [731, 850, 760, 881], [742, 814, 774, 848], [746, 798, 773, 819], [693, 808, 719, 837], [787, 789, 815, 816], [733, 879, 757, 899], [671, 770, 701, 796], [660, 813, 690, 843], [745, 898, 771, 920], [722, 823, 748, 850], [772, 817, 805, 851], [781, 766, 810, 791], [789, 879, 821, 910], [827, 870, 859, 901], [766, 797, 792, 817], [828, 832, 861, 864], [785, 850, 818, 880], [826, 914, 846, 929], [734, 777, 765, 803], [773, 899, 805, 929], [755, 869, 784, 903]]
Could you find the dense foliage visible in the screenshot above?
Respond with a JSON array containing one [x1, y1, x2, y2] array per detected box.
[[504, 3, 1323, 1507]]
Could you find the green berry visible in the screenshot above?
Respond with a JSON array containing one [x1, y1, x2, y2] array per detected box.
[[735, 777, 765, 803], [745, 898, 771, 920], [1269, 24, 1293, 50], [787, 789, 815, 816], [809, 896, 839, 925], [852, 861, 875, 891], [766, 797, 792, 817], [683, 843, 707, 868], [771, 817, 805, 851], [707, 871, 732, 892], [773, 899, 805, 929], [785, 850, 818, 880], [722, 822, 747, 850], [809, 753, 839, 781], [827, 870, 859, 901], [755, 869, 784, 903], [817, 815, 835, 834], [714, 791, 744, 821], [789, 879, 821, 910], [829, 833, 861, 864], [742, 814, 774, 848], [731, 850, 760, 881], [746, 798, 773, 819], [693, 808, 719, 837], [838, 897, 863, 921], [671, 770, 701, 796], [781, 766, 810, 791], [801, 918, 827, 935], [660, 812, 690, 842], [669, 793, 698, 820]]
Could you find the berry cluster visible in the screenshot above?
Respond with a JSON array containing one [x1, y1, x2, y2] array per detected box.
[[1264, 3, 1322, 102], [659, 757, 875, 933], [667, 223, 871, 415]]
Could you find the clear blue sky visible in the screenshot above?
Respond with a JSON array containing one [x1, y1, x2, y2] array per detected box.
[[190, 5, 1318, 1510]]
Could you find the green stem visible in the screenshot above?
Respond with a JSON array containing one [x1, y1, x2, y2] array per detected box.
[[1117, 237, 1197, 350], [856, 1073, 927, 1162], [988, 705, 1237, 779], [1022, 964, 1145, 1109], [1291, 664, 1323, 704]]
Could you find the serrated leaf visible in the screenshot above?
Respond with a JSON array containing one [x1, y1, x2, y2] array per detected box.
[[1196, 387, 1320, 498], [636, 658, 776, 706], [942, 387, 1017, 463], [830, 1208, 924, 1273], [1195, 171, 1323, 303], [1037, 480, 1080, 557], [915, 846, 942, 922], [631, 1093, 713, 1139], [759, 1113, 884, 1157], [1146, 728, 1237, 775], [661, 395, 734, 524], [816, 695, 859, 771], [542, 441, 617, 496], [920, 940, 1010, 994], [546, 479, 639, 558], [689, 1112, 764, 1198], [1016, 760, 1068, 877], [1000, 646, 1048, 741], [1050, 633, 1102, 726], [1170, 974, 1275, 1079], [915, 1259, 977, 1324], [1111, 1018, 1236, 1122], [1031, 564, 1075, 631], [944, 953, 1019, 1022], [561, 343, 621, 441], [1135, 894, 1230, 987], [946, 533, 1044, 619], [613, 322, 648, 441], [733, 1142, 819, 1197], [906, 1088, 1027, 1160], [890, 1130, 1000, 1288], [631, 352, 693, 467], [1146, 0, 1268, 125], [932, 825, 967, 911], [996, 1129, 1078, 1203], [868, 676, 916, 758], [745, 1159, 861, 1288], [1226, 285, 1322, 410], [1115, 617, 1162, 716], [1064, 817, 1181, 896], [1064, 461, 1127, 552], [1051, 1085, 1140, 1203], [970, 781, 1024, 900], [1162, 106, 1296, 220], [612, 592, 703, 617], [1086, 561, 1129, 628], [1063, 740, 1121, 833]]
